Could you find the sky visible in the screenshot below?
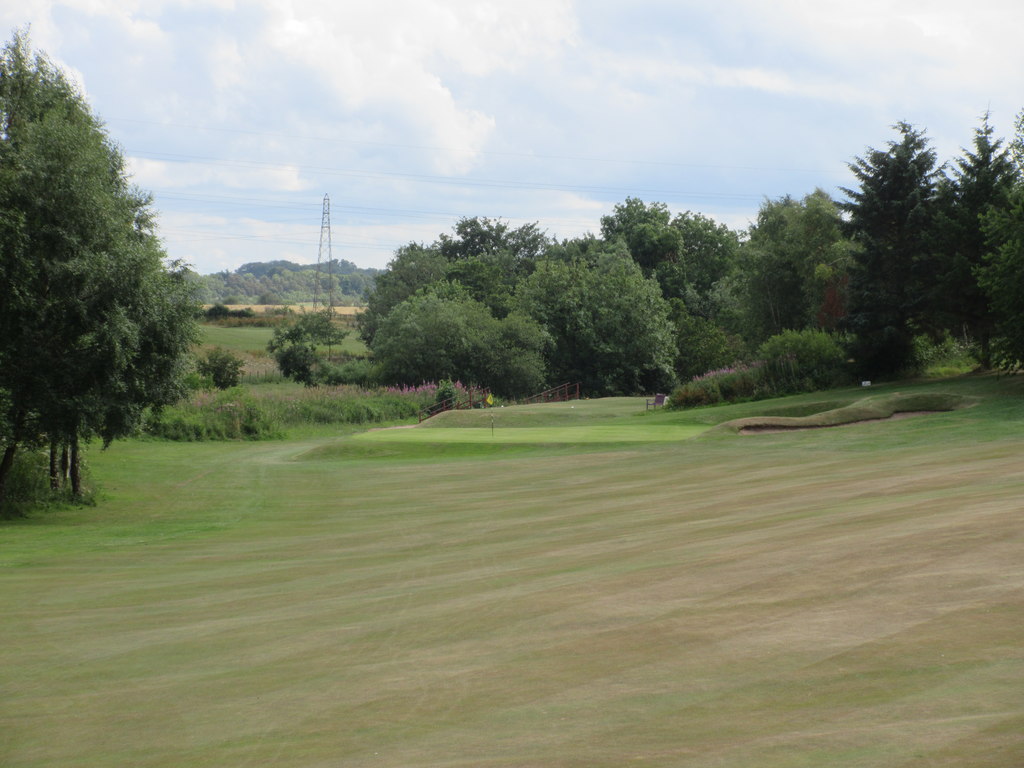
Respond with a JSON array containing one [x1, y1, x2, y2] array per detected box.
[[5, 1, 1024, 275]]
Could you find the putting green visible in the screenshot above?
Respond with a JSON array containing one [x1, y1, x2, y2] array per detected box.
[[356, 424, 710, 444]]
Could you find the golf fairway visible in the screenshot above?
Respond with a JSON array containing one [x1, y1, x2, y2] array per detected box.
[[2, 380, 1022, 768]]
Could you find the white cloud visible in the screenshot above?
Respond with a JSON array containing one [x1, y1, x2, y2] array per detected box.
[[207, 37, 245, 91], [5, 1, 1024, 274], [257, 0, 576, 174], [128, 156, 308, 192]]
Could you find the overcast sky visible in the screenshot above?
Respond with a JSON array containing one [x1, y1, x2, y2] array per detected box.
[[6, 1, 1024, 274]]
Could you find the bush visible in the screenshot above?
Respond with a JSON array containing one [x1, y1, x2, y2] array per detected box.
[[669, 336, 848, 410], [435, 378, 458, 407], [669, 376, 722, 408], [912, 333, 978, 377], [757, 329, 848, 393], [714, 363, 766, 401], [318, 358, 379, 387], [268, 311, 349, 386], [205, 303, 255, 320], [273, 344, 319, 386], [196, 347, 244, 389]]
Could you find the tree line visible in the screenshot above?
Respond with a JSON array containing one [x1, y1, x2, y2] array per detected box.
[[357, 114, 1024, 398], [195, 259, 380, 306]]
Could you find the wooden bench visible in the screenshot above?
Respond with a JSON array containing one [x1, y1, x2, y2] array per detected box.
[[646, 393, 667, 410]]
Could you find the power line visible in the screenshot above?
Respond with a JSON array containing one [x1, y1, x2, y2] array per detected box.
[[130, 149, 770, 202], [111, 116, 833, 174]]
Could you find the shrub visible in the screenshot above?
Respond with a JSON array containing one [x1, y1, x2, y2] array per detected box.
[[204, 303, 229, 320], [435, 378, 458, 407], [263, 305, 296, 317], [318, 358, 378, 388], [757, 329, 848, 393], [669, 377, 722, 408], [205, 303, 255, 320], [268, 311, 348, 386], [382, 381, 460, 411], [714, 363, 765, 401], [196, 347, 244, 389], [273, 344, 319, 386], [912, 333, 978, 377]]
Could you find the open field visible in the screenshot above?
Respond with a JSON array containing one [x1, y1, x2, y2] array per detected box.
[[199, 323, 276, 353], [2, 376, 1023, 766], [199, 324, 369, 362]]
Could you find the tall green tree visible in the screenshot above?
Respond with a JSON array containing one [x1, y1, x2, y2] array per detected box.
[[979, 113, 1024, 371], [740, 190, 856, 343], [0, 32, 198, 501], [357, 243, 447, 346], [979, 188, 1024, 370], [515, 254, 676, 396], [268, 310, 348, 386], [930, 114, 1018, 366], [668, 299, 735, 382], [370, 286, 549, 398], [841, 122, 941, 377], [600, 198, 681, 274], [359, 218, 548, 345], [1010, 108, 1024, 174], [437, 216, 548, 265], [437, 217, 548, 317], [657, 211, 739, 308]]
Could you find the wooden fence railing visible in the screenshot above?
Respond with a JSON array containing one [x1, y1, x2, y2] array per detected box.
[[519, 382, 580, 405], [418, 386, 492, 423], [418, 382, 581, 422]]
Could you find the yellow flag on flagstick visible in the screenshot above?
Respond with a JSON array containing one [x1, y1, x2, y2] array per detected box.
[[486, 393, 494, 406]]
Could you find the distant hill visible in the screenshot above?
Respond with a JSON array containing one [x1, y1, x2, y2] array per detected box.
[[194, 259, 381, 306]]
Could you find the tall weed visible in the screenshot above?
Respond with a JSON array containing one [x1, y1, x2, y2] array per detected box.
[[144, 383, 442, 440], [0, 449, 94, 518], [145, 388, 281, 441]]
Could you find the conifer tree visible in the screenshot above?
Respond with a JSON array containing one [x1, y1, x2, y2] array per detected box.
[[841, 122, 940, 377], [979, 113, 1024, 370], [930, 114, 1017, 366]]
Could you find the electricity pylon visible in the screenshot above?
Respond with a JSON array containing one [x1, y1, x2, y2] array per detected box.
[[312, 194, 334, 312]]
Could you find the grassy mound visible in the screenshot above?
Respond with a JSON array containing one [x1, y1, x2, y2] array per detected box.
[[715, 391, 975, 434]]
